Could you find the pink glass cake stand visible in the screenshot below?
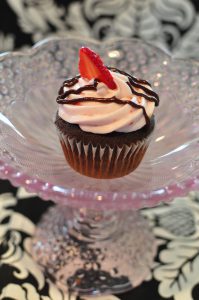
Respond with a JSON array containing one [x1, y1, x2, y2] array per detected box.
[[0, 37, 199, 296]]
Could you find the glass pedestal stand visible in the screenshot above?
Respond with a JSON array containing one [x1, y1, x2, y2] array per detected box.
[[1, 35, 199, 297], [32, 205, 156, 296]]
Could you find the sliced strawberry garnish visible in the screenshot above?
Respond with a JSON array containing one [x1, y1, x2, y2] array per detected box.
[[79, 47, 117, 90]]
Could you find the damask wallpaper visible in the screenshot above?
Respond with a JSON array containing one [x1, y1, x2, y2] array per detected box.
[[1, 1, 199, 299], [0, 0, 199, 59], [1, 183, 199, 300]]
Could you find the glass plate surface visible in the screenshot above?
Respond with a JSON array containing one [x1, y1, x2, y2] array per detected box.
[[0, 37, 199, 210]]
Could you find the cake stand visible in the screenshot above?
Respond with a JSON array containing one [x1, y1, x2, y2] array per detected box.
[[0, 37, 199, 297]]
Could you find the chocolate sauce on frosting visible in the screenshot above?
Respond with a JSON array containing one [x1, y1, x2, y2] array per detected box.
[[108, 67, 159, 106], [58, 75, 80, 95], [57, 67, 159, 126]]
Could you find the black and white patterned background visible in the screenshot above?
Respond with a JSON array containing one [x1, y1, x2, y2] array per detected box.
[[1, 0, 199, 299], [2, 181, 199, 300], [0, 0, 199, 59]]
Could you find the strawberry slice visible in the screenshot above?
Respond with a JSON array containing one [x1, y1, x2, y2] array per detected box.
[[79, 47, 117, 90]]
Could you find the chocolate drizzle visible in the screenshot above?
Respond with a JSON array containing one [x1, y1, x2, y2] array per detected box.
[[60, 79, 99, 98], [58, 96, 151, 125], [109, 67, 152, 87], [126, 81, 158, 104], [58, 75, 80, 95], [109, 67, 159, 106], [56, 67, 159, 125]]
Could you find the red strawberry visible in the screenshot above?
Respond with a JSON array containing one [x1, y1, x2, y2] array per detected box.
[[79, 47, 117, 90]]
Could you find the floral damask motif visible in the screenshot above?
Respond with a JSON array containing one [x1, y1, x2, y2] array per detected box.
[[3, 0, 199, 59], [142, 193, 199, 300], [80, 0, 198, 58], [0, 33, 15, 52], [7, 0, 68, 43], [0, 193, 74, 300], [2, 189, 199, 299], [17, 187, 36, 199], [0, 282, 76, 300], [0, 192, 120, 299]]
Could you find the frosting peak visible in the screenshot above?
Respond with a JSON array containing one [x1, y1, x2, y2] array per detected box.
[[57, 68, 159, 134]]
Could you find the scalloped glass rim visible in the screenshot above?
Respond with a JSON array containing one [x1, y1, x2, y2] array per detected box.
[[0, 36, 170, 61], [1, 159, 199, 210], [0, 36, 199, 210]]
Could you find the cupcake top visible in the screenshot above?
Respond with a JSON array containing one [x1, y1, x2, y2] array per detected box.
[[57, 47, 159, 134]]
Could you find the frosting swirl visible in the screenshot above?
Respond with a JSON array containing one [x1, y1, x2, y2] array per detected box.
[[57, 68, 159, 134]]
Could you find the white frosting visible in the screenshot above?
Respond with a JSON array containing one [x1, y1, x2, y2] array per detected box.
[[58, 71, 155, 134]]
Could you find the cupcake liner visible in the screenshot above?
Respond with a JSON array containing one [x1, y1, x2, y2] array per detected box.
[[58, 131, 150, 179]]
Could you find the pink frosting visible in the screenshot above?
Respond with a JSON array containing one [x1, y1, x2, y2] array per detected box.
[[58, 71, 155, 134]]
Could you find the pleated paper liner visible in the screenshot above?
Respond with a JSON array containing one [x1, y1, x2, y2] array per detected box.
[[58, 133, 150, 179]]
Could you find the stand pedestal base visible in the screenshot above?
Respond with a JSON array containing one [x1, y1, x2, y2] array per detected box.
[[32, 206, 156, 296]]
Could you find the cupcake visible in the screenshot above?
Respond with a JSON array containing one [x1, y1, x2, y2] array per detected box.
[[55, 47, 159, 179]]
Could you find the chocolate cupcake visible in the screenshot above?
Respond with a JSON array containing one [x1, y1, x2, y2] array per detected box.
[[55, 47, 159, 179]]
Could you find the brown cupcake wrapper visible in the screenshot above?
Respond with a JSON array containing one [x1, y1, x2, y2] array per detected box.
[[58, 130, 150, 179]]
